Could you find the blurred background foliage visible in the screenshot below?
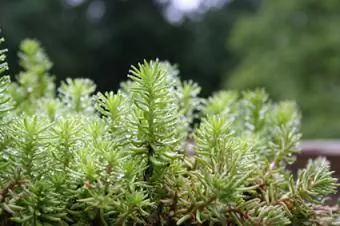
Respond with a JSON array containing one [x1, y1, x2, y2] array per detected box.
[[1, 0, 340, 138], [0, 0, 257, 97], [227, 0, 340, 138]]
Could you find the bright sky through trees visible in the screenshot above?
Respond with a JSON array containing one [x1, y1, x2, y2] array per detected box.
[[65, 0, 230, 23]]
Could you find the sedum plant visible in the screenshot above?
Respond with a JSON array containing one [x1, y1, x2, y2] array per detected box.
[[0, 33, 339, 226]]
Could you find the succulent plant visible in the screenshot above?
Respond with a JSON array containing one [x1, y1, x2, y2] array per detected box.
[[0, 33, 339, 226]]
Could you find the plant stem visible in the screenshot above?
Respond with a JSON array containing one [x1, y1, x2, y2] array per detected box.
[[100, 208, 108, 226], [144, 144, 154, 181]]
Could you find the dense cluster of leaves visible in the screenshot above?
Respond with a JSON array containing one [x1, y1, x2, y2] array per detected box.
[[0, 35, 339, 225]]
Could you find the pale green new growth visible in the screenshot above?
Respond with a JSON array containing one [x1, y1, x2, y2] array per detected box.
[[8, 39, 55, 115], [0, 34, 339, 225]]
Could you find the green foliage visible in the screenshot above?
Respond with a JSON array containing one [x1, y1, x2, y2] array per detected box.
[[0, 33, 12, 122], [8, 39, 55, 115], [0, 37, 339, 225], [58, 78, 96, 114], [226, 0, 340, 138]]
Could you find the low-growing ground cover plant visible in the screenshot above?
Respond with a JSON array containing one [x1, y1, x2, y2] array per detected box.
[[0, 33, 339, 225]]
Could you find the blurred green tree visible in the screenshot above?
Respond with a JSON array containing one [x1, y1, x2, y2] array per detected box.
[[226, 0, 340, 138], [0, 0, 189, 93], [0, 0, 256, 96]]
